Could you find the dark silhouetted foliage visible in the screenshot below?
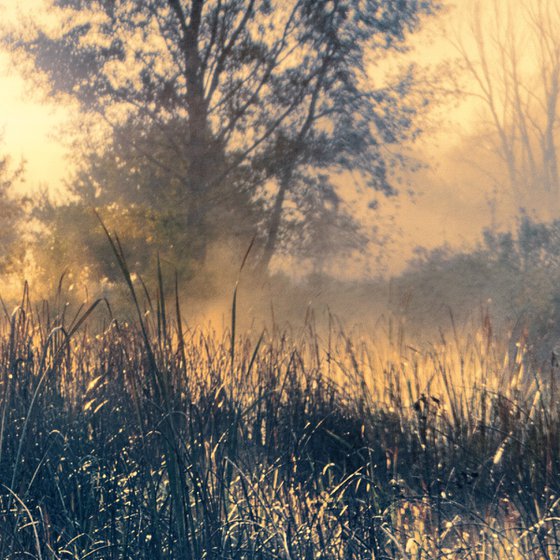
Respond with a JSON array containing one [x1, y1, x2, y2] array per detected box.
[[6, 0, 439, 275]]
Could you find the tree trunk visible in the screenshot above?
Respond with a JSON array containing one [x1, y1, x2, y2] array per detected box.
[[169, 0, 217, 261], [259, 171, 291, 273]]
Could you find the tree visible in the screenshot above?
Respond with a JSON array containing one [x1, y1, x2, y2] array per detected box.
[[0, 145, 26, 275], [6, 0, 439, 274], [452, 0, 560, 217]]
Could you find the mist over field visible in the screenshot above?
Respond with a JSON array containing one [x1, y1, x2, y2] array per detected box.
[[0, 0, 559, 558]]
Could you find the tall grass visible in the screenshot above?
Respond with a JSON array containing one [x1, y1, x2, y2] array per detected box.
[[0, 269, 559, 558]]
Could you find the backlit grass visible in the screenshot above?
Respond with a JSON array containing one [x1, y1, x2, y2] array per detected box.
[[0, 270, 558, 559]]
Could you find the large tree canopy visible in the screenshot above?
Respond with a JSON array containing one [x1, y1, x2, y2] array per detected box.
[[6, 0, 439, 275]]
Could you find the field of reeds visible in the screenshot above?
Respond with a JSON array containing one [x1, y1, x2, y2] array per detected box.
[[1, 256, 560, 559]]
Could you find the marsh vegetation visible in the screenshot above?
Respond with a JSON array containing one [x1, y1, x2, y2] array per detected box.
[[1, 247, 560, 558]]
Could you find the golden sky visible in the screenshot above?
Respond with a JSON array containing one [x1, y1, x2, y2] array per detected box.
[[1, 0, 71, 192], [0, 52, 69, 192]]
